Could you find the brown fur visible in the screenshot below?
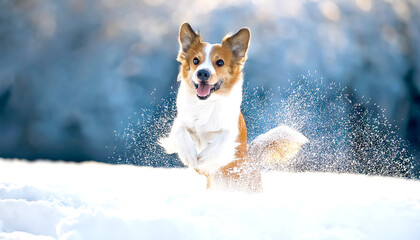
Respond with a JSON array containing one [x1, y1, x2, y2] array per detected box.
[[177, 23, 248, 97]]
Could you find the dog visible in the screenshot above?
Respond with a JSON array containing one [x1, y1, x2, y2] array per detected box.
[[159, 23, 308, 192]]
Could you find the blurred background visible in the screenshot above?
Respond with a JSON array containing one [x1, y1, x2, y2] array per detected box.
[[0, 0, 419, 175]]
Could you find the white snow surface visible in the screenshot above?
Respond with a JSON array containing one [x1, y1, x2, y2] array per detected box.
[[0, 159, 419, 240]]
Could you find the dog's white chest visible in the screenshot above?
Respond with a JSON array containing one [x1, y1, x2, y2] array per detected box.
[[183, 100, 236, 152], [176, 82, 242, 153]]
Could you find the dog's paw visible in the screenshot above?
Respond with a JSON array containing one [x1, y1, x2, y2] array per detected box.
[[158, 137, 177, 154], [197, 151, 216, 165], [178, 147, 198, 168], [197, 150, 230, 175]]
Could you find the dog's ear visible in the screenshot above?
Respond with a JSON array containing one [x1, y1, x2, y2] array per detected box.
[[177, 23, 201, 61], [222, 28, 250, 64]]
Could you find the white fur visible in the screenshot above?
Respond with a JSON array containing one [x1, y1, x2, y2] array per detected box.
[[160, 71, 243, 175], [192, 43, 216, 83]]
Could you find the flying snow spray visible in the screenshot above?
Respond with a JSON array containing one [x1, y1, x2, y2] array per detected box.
[[114, 73, 417, 178]]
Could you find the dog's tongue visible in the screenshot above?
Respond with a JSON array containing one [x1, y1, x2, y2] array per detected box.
[[196, 82, 211, 97]]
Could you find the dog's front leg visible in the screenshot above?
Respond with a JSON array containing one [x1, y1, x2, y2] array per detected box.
[[159, 119, 198, 167], [197, 131, 237, 175], [173, 126, 198, 168]]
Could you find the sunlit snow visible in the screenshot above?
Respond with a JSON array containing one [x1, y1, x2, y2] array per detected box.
[[1, 159, 419, 240]]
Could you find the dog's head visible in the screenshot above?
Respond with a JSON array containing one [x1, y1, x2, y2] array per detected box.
[[177, 23, 250, 100]]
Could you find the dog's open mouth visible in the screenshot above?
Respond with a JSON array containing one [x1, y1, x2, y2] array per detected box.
[[193, 80, 223, 100]]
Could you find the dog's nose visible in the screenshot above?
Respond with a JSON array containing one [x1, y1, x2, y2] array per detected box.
[[197, 69, 210, 81]]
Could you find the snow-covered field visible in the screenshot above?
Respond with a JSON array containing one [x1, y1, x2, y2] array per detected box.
[[0, 159, 419, 240]]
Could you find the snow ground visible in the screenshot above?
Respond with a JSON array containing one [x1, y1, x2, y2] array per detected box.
[[0, 159, 419, 240]]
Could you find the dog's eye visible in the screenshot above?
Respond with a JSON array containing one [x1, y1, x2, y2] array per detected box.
[[216, 59, 224, 67], [193, 58, 199, 65]]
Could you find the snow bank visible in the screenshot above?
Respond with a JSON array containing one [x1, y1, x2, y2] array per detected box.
[[0, 159, 419, 240]]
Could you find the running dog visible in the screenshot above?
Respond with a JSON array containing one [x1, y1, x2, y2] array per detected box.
[[159, 23, 308, 192]]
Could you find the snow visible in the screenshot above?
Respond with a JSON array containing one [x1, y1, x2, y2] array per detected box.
[[1, 159, 420, 240]]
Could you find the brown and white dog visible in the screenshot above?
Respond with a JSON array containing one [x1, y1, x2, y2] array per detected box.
[[159, 23, 308, 192]]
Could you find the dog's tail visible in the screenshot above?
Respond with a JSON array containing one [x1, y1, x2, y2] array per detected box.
[[248, 125, 309, 165]]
